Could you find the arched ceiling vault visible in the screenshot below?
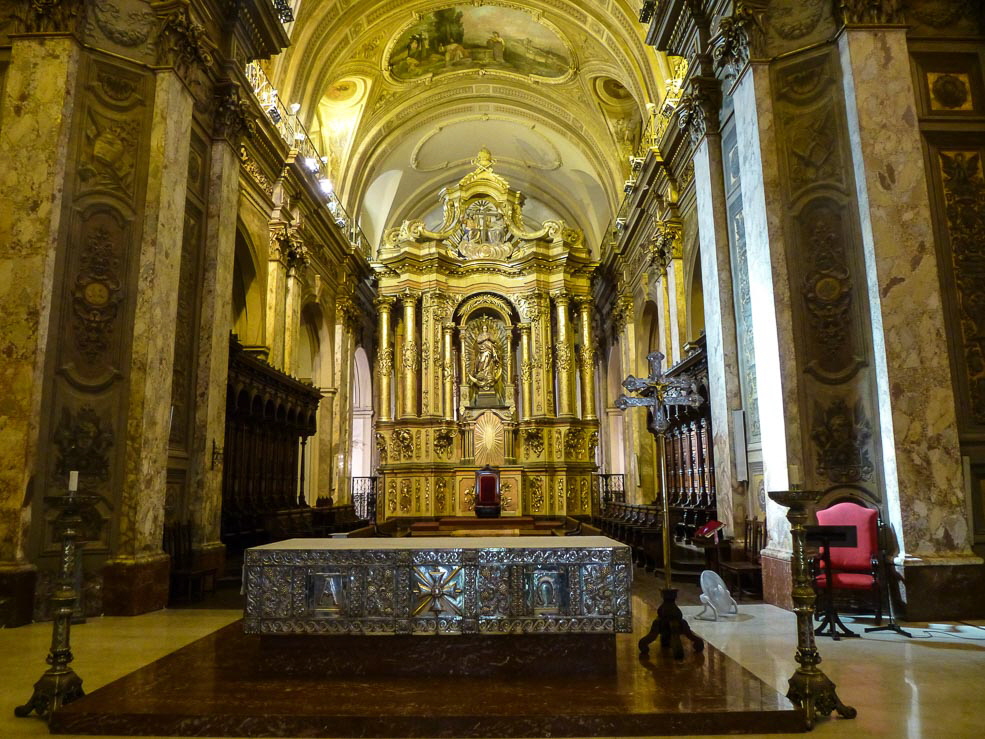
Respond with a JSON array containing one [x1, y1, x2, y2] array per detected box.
[[270, 0, 671, 251]]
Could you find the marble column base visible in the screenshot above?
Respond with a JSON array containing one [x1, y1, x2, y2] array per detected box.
[[761, 554, 793, 611], [897, 561, 985, 621], [0, 566, 37, 627], [102, 555, 170, 616]]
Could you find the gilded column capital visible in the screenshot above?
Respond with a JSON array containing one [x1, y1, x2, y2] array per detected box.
[[518, 321, 532, 334], [676, 76, 722, 145], [648, 220, 683, 272], [400, 289, 419, 306], [270, 226, 308, 272], [711, 2, 768, 80], [21, 0, 86, 35], [336, 296, 359, 329], [374, 294, 396, 311], [836, 0, 905, 26], [574, 294, 594, 311], [442, 321, 456, 333], [550, 289, 571, 306], [212, 84, 256, 144], [154, 5, 215, 81]]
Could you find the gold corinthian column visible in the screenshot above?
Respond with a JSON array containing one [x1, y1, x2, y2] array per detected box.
[[442, 322, 455, 420], [576, 295, 597, 420], [375, 295, 395, 422], [519, 323, 533, 420], [552, 290, 575, 417], [401, 291, 419, 419]]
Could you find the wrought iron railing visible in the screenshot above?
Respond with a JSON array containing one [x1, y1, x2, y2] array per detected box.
[[350, 476, 378, 522], [605, 57, 688, 254], [244, 61, 372, 260]]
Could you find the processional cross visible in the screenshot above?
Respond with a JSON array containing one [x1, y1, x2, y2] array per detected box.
[[616, 351, 705, 659], [615, 351, 703, 432]]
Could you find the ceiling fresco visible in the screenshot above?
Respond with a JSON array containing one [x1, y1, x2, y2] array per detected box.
[[386, 6, 572, 82], [275, 1, 673, 252]]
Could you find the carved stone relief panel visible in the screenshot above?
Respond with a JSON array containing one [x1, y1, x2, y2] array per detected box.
[[84, 0, 158, 65], [935, 146, 985, 426], [771, 47, 880, 493]]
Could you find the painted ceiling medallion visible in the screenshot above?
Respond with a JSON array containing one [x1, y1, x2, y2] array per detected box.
[[386, 5, 572, 82]]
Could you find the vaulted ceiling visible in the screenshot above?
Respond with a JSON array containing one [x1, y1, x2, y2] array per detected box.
[[270, 1, 672, 251]]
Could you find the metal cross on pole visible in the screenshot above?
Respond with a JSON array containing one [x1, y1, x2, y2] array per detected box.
[[617, 350, 705, 659], [615, 351, 703, 587]]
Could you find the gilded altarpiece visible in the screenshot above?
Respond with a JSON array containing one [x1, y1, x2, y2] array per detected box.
[[373, 150, 599, 520]]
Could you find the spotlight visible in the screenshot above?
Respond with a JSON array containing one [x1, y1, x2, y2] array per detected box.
[[267, 106, 281, 123], [319, 178, 333, 194], [289, 102, 301, 114], [305, 157, 319, 172], [624, 179, 636, 195]]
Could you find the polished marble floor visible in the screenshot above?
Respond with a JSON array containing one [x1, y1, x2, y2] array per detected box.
[[0, 570, 982, 738]]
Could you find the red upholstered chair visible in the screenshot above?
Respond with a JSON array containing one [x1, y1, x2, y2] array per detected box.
[[474, 466, 501, 518], [814, 501, 884, 623]]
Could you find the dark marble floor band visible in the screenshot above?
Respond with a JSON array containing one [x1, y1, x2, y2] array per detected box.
[[50, 620, 804, 737]]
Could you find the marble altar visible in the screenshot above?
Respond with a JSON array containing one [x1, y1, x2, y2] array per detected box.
[[243, 536, 632, 635]]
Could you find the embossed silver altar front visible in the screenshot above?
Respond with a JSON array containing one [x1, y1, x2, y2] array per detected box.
[[243, 536, 632, 635]]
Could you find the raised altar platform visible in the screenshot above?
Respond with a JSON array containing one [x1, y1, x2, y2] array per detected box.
[[408, 515, 562, 535], [50, 617, 804, 737], [244, 535, 632, 635]]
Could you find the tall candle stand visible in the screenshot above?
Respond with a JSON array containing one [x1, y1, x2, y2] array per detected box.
[[768, 489, 856, 729], [15, 474, 94, 721]]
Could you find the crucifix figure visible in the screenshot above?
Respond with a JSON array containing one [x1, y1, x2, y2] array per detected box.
[[614, 351, 703, 431], [616, 350, 704, 660]]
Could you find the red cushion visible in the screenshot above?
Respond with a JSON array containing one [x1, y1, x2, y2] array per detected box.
[[815, 572, 876, 590]]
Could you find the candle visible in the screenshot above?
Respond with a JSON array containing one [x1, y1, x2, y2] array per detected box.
[[788, 464, 801, 488], [68, 470, 79, 492]]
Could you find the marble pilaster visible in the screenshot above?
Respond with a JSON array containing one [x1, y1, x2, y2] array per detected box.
[[283, 266, 303, 374], [692, 133, 746, 543], [264, 238, 288, 370], [732, 62, 801, 570], [838, 28, 977, 572], [317, 387, 337, 498], [105, 68, 194, 613], [0, 34, 82, 624], [186, 135, 240, 569], [332, 308, 357, 501]]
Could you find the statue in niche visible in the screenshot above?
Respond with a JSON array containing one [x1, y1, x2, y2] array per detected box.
[[463, 316, 507, 406]]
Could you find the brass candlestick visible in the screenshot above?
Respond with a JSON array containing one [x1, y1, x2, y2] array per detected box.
[[15, 480, 94, 721], [768, 489, 856, 730]]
